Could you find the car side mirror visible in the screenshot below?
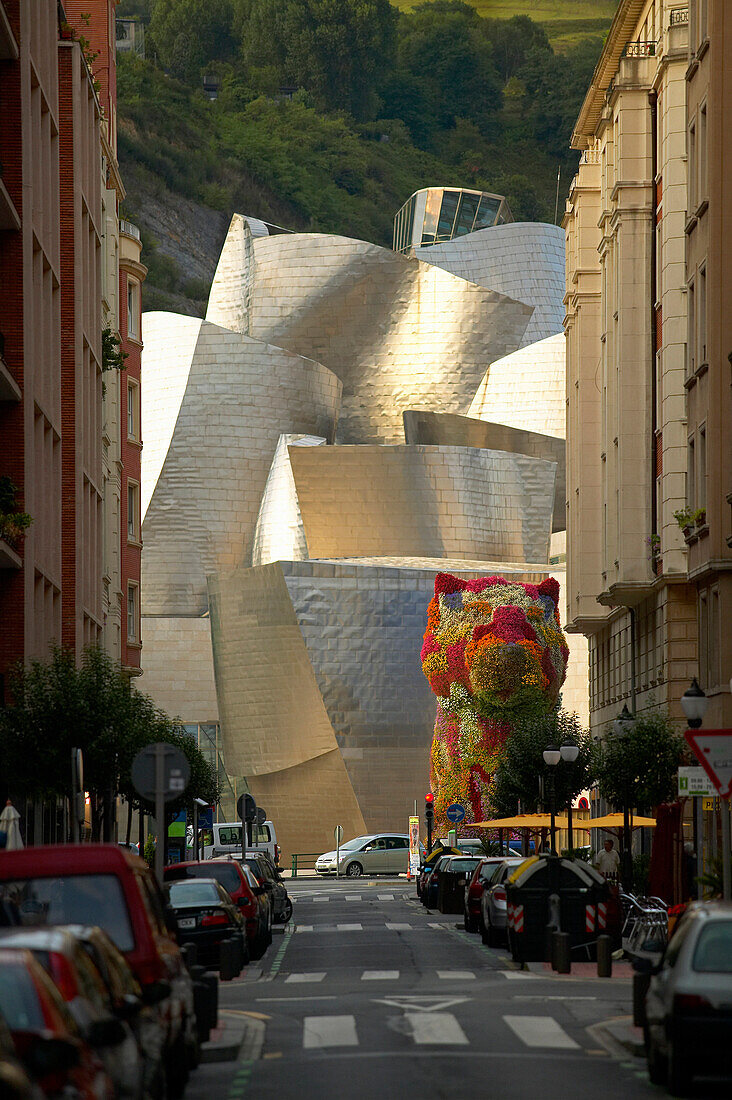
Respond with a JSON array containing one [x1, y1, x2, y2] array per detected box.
[[87, 1016, 128, 1048], [141, 980, 171, 1006]]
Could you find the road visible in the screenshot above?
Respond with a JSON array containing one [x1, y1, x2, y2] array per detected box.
[[187, 877, 657, 1100]]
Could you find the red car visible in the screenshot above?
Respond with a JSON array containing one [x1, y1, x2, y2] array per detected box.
[[0, 845, 199, 1099], [463, 858, 506, 933], [164, 859, 272, 959], [0, 946, 113, 1099]]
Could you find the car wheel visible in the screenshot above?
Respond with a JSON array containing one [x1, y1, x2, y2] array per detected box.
[[464, 911, 477, 934], [282, 898, 293, 923], [346, 862, 363, 878], [667, 1042, 692, 1097], [644, 1027, 667, 1086]]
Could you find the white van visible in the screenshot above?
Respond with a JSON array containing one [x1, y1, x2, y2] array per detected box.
[[199, 820, 279, 864]]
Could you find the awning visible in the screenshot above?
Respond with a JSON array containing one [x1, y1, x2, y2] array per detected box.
[[474, 814, 571, 830], [585, 814, 657, 830]]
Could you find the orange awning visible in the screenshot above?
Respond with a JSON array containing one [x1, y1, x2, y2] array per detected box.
[[474, 814, 571, 830], [582, 813, 656, 830]]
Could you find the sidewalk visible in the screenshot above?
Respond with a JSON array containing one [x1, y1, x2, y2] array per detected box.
[[200, 1009, 265, 1064]]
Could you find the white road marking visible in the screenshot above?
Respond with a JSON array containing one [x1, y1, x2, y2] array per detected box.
[[345, 895, 361, 901], [377, 894, 394, 901], [408, 1012, 469, 1046], [428, 922, 450, 929], [303, 1015, 358, 1049], [437, 971, 475, 980], [361, 970, 399, 981], [374, 996, 469, 1013], [285, 973, 326, 983], [337, 923, 363, 931], [501, 971, 538, 980], [504, 1015, 580, 1049], [295, 925, 314, 933], [385, 923, 412, 931]]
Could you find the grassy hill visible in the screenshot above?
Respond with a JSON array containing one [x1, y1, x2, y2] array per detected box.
[[392, 0, 617, 50]]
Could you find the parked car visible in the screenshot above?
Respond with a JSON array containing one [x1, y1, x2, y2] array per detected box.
[[0, 844, 200, 1100], [164, 858, 272, 960], [315, 834, 420, 877], [0, 1010, 43, 1100], [480, 858, 526, 945], [0, 945, 113, 1099], [166, 879, 247, 976], [463, 858, 506, 932], [435, 856, 482, 914], [0, 926, 143, 1099], [67, 924, 167, 1100], [641, 900, 732, 1095], [241, 853, 293, 923], [423, 856, 454, 909], [198, 820, 280, 864]]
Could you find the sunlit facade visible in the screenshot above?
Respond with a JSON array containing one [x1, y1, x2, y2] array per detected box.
[[393, 187, 513, 255]]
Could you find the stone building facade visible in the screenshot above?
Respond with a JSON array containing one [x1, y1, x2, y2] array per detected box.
[[563, 0, 719, 734]]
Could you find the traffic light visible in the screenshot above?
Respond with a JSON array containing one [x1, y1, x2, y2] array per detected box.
[[424, 791, 435, 825]]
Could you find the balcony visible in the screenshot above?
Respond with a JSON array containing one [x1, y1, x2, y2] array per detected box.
[[670, 8, 689, 26], [624, 41, 657, 58], [120, 219, 141, 241]]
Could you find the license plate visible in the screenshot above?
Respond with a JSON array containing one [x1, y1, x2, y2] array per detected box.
[[178, 917, 196, 929]]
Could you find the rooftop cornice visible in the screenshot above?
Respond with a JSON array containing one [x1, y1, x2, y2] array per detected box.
[[571, 0, 649, 150]]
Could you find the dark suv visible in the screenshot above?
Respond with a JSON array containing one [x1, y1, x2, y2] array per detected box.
[[165, 860, 272, 959], [242, 853, 293, 924]]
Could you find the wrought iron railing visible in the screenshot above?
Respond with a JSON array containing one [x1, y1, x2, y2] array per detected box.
[[119, 219, 141, 241], [624, 40, 657, 57], [670, 8, 689, 26]]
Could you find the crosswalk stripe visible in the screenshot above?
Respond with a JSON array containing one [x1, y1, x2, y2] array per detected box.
[[295, 925, 314, 933], [303, 1015, 358, 1049], [377, 894, 394, 900], [361, 970, 399, 980], [385, 923, 412, 931], [345, 895, 361, 901], [408, 1012, 468, 1046], [285, 973, 326, 983], [437, 971, 475, 980], [501, 971, 538, 980], [428, 922, 449, 929], [504, 1015, 579, 1049], [337, 923, 363, 931]]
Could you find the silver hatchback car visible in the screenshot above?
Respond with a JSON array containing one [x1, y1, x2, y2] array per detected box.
[[315, 834, 416, 877], [642, 900, 732, 1095]]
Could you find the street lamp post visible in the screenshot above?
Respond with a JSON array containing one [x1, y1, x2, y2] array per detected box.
[[561, 741, 580, 850], [612, 704, 636, 888], [542, 745, 561, 852]]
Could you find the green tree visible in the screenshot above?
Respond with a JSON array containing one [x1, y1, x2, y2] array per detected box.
[[235, 0, 397, 120], [150, 0, 237, 82], [596, 709, 684, 812], [490, 710, 595, 819]]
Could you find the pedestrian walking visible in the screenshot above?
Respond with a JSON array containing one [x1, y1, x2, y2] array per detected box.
[[594, 838, 620, 879]]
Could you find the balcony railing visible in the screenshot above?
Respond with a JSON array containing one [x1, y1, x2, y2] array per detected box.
[[119, 219, 141, 241], [624, 40, 657, 58], [670, 8, 689, 26]]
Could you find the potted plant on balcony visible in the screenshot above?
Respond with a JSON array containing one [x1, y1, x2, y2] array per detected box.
[[693, 507, 706, 527], [0, 476, 33, 550], [673, 508, 695, 539]]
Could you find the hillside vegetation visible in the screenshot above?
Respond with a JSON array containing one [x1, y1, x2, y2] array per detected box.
[[116, 1, 615, 314]]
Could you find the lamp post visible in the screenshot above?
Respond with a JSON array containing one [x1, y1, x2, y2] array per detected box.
[[680, 678, 729, 902], [561, 740, 580, 850], [542, 745, 561, 852], [612, 703, 636, 888]]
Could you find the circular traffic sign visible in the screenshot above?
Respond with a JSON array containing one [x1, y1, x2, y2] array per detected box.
[[334, 824, 344, 843], [445, 803, 466, 824], [256, 806, 267, 826], [131, 743, 190, 803], [236, 793, 257, 823]]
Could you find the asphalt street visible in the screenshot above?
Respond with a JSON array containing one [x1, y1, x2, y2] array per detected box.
[[186, 877, 660, 1100]]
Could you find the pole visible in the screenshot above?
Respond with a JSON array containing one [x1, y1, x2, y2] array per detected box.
[[336, 832, 340, 879], [553, 164, 561, 225], [722, 797, 731, 902], [71, 748, 79, 845], [567, 801, 573, 853], [154, 743, 164, 887], [193, 801, 199, 861], [623, 802, 632, 888], [695, 797, 703, 899], [549, 772, 556, 854]]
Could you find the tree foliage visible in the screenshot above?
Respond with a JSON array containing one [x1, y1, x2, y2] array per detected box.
[[596, 710, 684, 812], [0, 647, 219, 821], [490, 710, 595, 819]]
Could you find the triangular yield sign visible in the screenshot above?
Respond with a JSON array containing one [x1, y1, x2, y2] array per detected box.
[[373, 995, 470, 1013], [684, 729, 732, 799]]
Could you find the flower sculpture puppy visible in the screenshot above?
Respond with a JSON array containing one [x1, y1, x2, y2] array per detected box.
[[421, 573, 569, 830]]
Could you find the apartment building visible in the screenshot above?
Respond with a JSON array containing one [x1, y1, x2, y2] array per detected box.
[[683, 0, 732, 727], [563, 1, 698, 734]]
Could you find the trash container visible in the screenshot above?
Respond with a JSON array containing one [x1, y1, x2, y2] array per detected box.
[[505, 855, 609, 963], [436, 857, 479, 914]]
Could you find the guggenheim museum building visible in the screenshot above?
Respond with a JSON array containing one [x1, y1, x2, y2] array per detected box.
[[139, 190, 585, 859]]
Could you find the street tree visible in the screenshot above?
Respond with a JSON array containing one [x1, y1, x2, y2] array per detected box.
[[490, 709, 595, 819], [596, 709, 684, 813]]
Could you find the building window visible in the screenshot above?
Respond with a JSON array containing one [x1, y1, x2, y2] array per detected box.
[[688, 119, 696, 212], [687, 278, 695, 375], [127, 280, 139, 339], [127, 583, 139, 643], [698, 424, 706, 510], [699, 102, 707, 204], [127, 480, 139, 542], [127, 380, 139, 441], [687, 436, 695, 510], [698, 265, 707, 365]]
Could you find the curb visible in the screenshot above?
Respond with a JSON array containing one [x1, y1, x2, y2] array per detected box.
[[201, 1012, 266, 1064], [587, 1015, 645, 1061]]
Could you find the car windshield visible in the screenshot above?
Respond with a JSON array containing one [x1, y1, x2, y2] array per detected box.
[[0, 876, 134, 952], [0, 960, 47, 1030], [168, 881, 221, 906], [692, 920, 732, 972], [179, 864, 240, 893], [447, 859, 480, 872], [340, 836, 375, 852]]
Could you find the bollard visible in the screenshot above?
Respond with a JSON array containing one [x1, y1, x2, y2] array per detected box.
[[597, 934, 612, 978], [553, 931, 571, 974], [219, 937, 239, 981], [291, 854, 297, 879], [545, 923, 557, 966], [633, 971, 650, 1026]]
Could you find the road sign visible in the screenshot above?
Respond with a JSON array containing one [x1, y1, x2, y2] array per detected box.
[[131, 743, 190, 803], [334, 825, 344, 843], [237, 793, 257, 823], [256, 806, 267, 826], [685, 729, 732, 799], [446, 803, 466, 824], [678, 766, 716, 797]]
